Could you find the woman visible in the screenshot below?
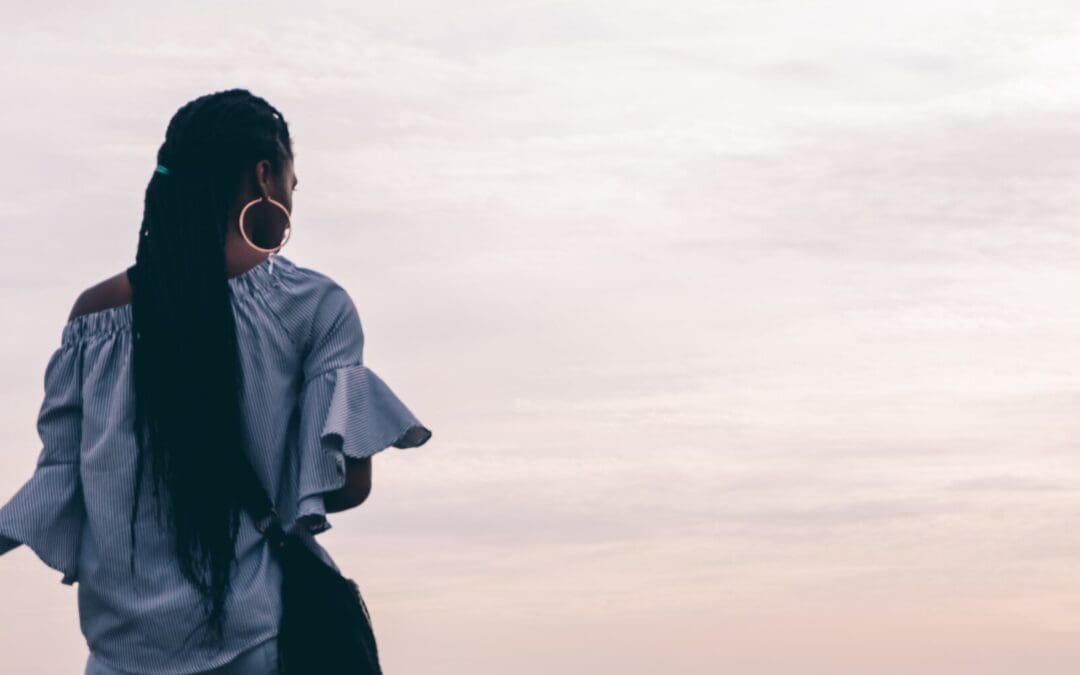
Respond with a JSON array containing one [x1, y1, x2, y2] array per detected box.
[[0, 89, 433, 674]]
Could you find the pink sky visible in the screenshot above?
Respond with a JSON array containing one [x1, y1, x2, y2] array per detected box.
[[2, 1, 1080, 673]]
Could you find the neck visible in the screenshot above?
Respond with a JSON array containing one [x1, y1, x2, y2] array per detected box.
[[223, 229, 271, 278]]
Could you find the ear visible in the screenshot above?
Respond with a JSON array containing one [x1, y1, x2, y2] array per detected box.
[[254, 159, 274, 199]]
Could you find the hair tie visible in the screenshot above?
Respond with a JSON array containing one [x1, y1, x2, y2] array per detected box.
[[155, 164, 171, 176]]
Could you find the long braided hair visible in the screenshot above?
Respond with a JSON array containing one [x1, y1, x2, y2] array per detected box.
[[128, 89, 293, 644]]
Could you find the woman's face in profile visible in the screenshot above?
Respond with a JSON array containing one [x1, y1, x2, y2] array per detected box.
[[244, 156, 297, 249], [277, 156, 298, 215]]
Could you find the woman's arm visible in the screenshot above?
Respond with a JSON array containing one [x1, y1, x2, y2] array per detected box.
[[322, 456, 372, 513]]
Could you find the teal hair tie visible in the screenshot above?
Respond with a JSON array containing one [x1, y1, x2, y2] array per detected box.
[[155, 164, 170, 176]]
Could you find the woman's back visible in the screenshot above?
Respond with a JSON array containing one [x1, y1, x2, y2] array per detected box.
[[0, 254, 432, 673]]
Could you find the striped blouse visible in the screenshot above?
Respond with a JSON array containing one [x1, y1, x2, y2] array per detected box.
[[0, 254, 432, 674]]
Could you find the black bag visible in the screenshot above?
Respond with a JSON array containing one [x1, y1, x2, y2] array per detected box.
[[237, 459, 383, 674]]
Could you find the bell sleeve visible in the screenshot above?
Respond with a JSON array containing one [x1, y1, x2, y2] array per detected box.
[[294, 283, 432, 533], [0, 341, 85, 585]]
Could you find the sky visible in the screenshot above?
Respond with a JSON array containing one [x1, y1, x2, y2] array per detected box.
[[2, 1, 1080, 673]]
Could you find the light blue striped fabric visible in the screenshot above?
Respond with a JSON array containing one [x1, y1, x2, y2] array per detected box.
[[0, 254, 432, 675]]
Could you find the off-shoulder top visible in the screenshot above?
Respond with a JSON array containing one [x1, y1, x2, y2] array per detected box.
[[0, 254, 432, 674]]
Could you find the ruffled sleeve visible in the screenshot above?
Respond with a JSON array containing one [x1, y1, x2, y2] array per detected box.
[[0, 341, 85, 585], [294, 283, 431, 533]]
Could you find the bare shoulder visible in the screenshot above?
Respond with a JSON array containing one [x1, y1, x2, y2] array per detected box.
[[68, 271, 133, 320]]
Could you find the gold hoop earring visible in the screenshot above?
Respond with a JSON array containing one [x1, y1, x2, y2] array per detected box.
[[238, 196, 292, 253]]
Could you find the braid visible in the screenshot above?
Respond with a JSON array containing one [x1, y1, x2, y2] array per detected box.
[[128, 89, 293, 647]]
